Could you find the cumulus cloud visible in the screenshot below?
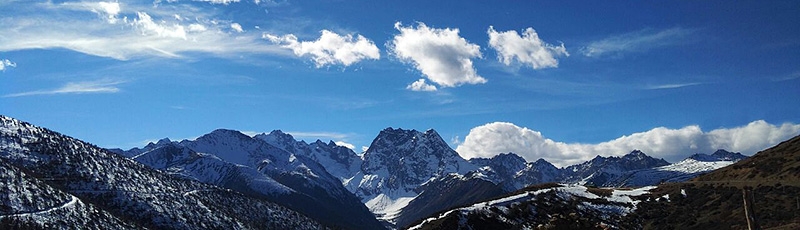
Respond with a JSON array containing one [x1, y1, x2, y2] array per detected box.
[[456, 121, 800, 167], [389, 22, 485, 88], [133, 12, 188, 39], [334, 141, 355, 150], [230, 23, 243, 33], [487, 26, 568, 69], [0, 59, 15, 71], [4, 79, 124, 97], [406, 79, 437, 91], [264, 30, 380, 67], [582, 27, 694, 57], [0, 1, 286, 60]]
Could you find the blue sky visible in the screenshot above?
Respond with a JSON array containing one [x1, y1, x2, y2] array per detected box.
[[1, 0, 799, 165]]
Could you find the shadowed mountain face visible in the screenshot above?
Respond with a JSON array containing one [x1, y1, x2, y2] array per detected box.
[[126, 129, 386, 230], [0, 115, 326, 230], [395, 173, 507, 228]]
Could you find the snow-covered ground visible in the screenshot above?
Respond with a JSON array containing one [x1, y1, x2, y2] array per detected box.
[[365, 193, 418, 222], [656, 158, 734, 174]]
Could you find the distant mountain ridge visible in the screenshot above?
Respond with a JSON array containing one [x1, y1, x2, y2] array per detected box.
[[121, 128, 386, 230], [115, 125, 748, 229], [406, 137, 799, 230], [0, 115, 326, 230], [688, 149, 748, 162]]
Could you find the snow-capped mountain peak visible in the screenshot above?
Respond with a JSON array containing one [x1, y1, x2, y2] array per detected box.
[[350, 127, 477, 224], [689, 149, 748, 162], [254, 130, 300, 153], [532, 158, 556, 167], [156, 137, 172, 145]]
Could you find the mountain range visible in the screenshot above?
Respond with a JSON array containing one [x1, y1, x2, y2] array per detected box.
[[0, 115, 327, 230], [120, 125, 746, 229], [408, 136, 800, 230], [0, 115, 757, 229]]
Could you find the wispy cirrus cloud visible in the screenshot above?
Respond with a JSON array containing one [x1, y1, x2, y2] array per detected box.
[[287, 131, 350, 140], [241, 130, 353, 145], [645, 82, 703, 90], [772, 72, 800, 82], [4, 79, 125, 97], [0, 1, 286, 60], [57, 1, 122, 23], [582, 27, 695, 57]]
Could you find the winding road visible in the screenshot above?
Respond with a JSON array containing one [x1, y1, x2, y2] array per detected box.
[[0, 195, 79, 218]]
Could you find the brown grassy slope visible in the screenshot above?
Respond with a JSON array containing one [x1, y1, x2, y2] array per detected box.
[[693, 135, 800, 183], [633, 135, 800, 230]]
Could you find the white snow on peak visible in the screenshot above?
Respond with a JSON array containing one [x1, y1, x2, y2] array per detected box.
[[655, 158, 735, 174]]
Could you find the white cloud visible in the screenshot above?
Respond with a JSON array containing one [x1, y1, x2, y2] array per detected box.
[[456, 121, 800, 167], [187, 23, 207, 32], [334, 141, 355, 150], [361, 146, 369, 152], [230, 23, 243, 33], [59, 1, 121, 23], [264, 30, 380, 67], [0, 2, 287, 60], [0, 59, 15, 71], [133, 12, 187, 39], [646, 82, 702, 90], [4, 79, 124, 97], [582, 27, 694, 57], [487, 26, 568, 69], [389, 22, 485, 88], [450, 135, 461, 145], [406, 79, 437, 91], [167, 0, 242, 5], [773, 72, 800, 82], [195, 0, 240, 4], [287, 131, 349, 140]]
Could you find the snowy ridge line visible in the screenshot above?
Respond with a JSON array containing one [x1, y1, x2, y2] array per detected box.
[[406, 184, 657, 229], [406, 186, 559, 230], [407, 210, 455, 230], [0, 195, 78, 218], [182, 189, 215, 197]]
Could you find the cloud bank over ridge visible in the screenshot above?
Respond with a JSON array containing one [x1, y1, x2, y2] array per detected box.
[[456, 120, 800, 167]]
